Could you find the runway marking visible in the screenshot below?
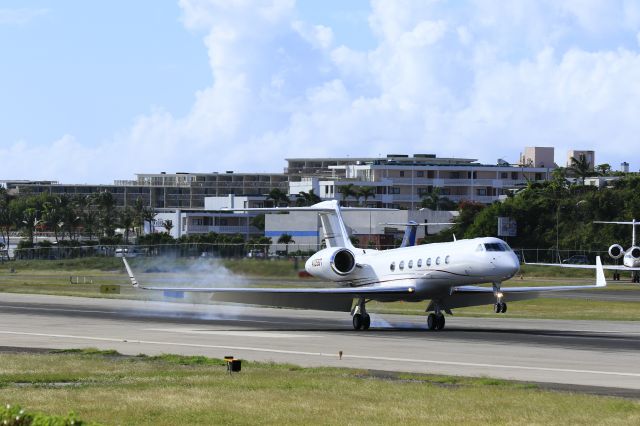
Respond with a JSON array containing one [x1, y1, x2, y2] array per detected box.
[[144, 328, 311, 338], [1, 330, 639, 379]]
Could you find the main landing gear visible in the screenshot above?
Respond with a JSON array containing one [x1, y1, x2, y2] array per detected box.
[[426, 301, 446, 331], [493, 281, 507, 314], [633, 272, 640, 284], [352, 298, 371, 330], [426, 312, 445, 331]]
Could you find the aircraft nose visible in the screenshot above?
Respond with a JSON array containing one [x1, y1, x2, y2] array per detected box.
[[492, 253, 520, 278]]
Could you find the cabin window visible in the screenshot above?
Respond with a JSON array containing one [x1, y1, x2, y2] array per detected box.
[[417, 259, 422, 268], [390, 262, 395, 271], [408, 260, 413, 269], [426, 258, 431, 266], [399, 261, 405, 270], [445, 255, 451, 264], [436, 256, 441, 265]]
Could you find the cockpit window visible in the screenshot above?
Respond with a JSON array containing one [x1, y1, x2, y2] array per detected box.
[[484, 243, 509, 252]]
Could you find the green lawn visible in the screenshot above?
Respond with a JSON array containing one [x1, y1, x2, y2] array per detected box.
[[1, 257, 639, 321], [1, 350, 638, 425]]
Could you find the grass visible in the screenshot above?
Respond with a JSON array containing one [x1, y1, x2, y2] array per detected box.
[[368, 298, 640, 321], [1, 257, 639, 321], [0, 350, 638, 425]]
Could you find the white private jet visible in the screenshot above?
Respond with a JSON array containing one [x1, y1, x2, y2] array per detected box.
[[526, 219, 640, 282], [123, 200, 606, 331]]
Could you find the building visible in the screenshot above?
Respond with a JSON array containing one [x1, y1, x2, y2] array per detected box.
[[265, 208, 458, 253], [287, 153, 555, 209], [5, 171, 288, 209], [520, 147, 555, 168], [567, 150, 595, 170]]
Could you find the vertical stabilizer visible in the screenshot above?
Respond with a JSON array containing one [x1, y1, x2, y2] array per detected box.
[[316, 200, 355, 249], [400, 221, 418, 248]]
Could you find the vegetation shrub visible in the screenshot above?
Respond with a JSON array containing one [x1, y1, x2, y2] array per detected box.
[[1, 404, 88, 426]]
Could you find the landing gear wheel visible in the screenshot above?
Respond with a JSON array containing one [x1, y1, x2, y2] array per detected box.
[[427, 313, 437, 330], [435, 314, 445, 330], [494, 303, 501, 314], [352, 313, 363, 330], [500, 302, 507, 313], [362, 314, 371, 330]]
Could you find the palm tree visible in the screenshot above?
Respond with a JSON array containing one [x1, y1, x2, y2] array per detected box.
[[296, 189, 321, 206], [568, 155, 596, 185], [92, 191, 117, 237], [277, 233, 295, 256], [337, 184, 357, 206], [163, 219, 174, 235], [267, 188, 290, 207], [142, 207, 157, 235], [595, 163, 611, 176], [0, 188, 15, 251], [120, 207, 135, 244], [357, 187, 376, 206], [21, 208, 39, 245]]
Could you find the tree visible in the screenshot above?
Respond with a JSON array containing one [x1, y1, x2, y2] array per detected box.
[[337, 184, 357, 206], [21, 207, 39, 245], [92, 191, 118, 238], [163, 219, 174, 235], [595, 163, 611, 176], [0, 188, 15, 252], [42, 197, 64, 243], [277, 233, 295, 256], [357, 187, 376, 206], [267, 188, 290, 207], [120, 207, 135, 244], [568, 155, 596, 185], [296, 189, 321, 206], [142, 207, 157, 235]]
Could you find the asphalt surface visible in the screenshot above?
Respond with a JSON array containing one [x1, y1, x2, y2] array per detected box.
[[1, 293, 639, 397]]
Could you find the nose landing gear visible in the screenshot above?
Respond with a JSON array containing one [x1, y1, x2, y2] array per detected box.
[[493, 282, 507, 314], [426, 312, 445, 330]]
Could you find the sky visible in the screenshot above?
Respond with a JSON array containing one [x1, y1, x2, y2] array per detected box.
[[2, 0, 640, 184]]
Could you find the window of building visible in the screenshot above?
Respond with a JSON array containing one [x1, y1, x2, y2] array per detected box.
[[427, 170, 435, 178], [399, 171, 405, 177], [501, 172, 508, 179], [417, 171, 424, 178], [408, 260, 413, 269], [477, 188, 487, 196], [417, 258, 422, 268], [399, 261, 405, 270], [535, 173, 543, 181], [390, 187, 401, 194], [511, 172, 518, 180]]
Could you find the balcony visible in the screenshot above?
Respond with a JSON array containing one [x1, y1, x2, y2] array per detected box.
[[184, 225, 261, 234]]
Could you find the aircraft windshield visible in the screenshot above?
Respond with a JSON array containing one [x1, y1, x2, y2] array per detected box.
[[484, 243, 510, 252]]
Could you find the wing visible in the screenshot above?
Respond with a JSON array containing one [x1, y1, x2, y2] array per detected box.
[[525, 262, 640, 271], [430, 257, 607, 310], [123, 258, 414, 312]]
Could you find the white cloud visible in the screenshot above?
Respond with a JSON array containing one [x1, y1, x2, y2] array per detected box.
[[5, 0, 640, 183], [0, 8, 48, 25]]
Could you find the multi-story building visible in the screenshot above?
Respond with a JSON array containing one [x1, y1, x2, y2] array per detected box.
[[288, 153, 555, 209], [566, 150, 595, 170], [4, 172, 288, 209]]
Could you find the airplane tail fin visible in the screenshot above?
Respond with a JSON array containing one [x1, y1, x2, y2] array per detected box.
[[316, 201, 355, 249]]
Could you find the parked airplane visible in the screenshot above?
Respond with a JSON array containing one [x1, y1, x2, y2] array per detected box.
[[526, 219, 640, 282], [123, 200, 606, 331]]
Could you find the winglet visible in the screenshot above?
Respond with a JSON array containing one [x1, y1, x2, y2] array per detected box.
[[595, 256, 606, 288], [122, 258, 139, 287]]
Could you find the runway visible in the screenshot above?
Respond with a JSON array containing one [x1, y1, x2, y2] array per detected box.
[[1, 293, 639, 395]]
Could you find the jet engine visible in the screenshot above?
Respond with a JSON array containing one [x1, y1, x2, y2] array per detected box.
[[629, 246, 640, 260], [608, 244, 624, 259], [305, 247, 356, 281]]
